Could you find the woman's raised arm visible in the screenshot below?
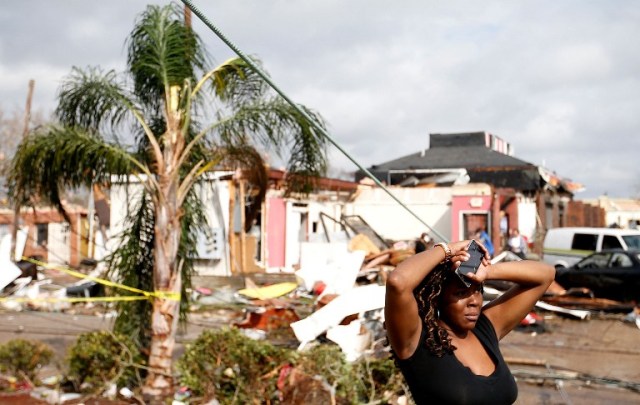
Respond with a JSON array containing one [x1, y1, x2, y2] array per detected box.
[[469, 260, 555, 339], [385, 240, 483, 358]]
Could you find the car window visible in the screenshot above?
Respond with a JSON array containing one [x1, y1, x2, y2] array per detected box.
[[609, 253, 633, 268], [572, 233, 598, 251], [622, 235, 640, 249], [576, 252, 610, 269], [602, 235, 623, 250]]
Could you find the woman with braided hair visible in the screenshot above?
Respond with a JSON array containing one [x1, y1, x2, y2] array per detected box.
[[385, 239, 554, 404]]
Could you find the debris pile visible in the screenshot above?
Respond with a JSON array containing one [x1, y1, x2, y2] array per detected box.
[[2, 228, 640, 403]]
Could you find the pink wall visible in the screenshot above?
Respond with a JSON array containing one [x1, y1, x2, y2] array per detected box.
[[266, 197, 286, 268], [451, 195, 492, 241]]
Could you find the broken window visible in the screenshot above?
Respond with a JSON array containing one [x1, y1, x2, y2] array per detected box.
[[36, 223, 48, 246]]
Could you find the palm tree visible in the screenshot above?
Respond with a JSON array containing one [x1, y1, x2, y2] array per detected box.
[[8, 2, 326, 398]]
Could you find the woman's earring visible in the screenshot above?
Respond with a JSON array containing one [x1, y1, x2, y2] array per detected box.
[[436, 309, 440, 318]]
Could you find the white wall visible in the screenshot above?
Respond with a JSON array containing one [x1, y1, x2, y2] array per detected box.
[[277, 197, 350, 271], [109, 181, 145, 241], [606, 211, 640, 229], [345, 187, 452, 242], [517, 195, 538, 242], [193, 179, 231, 276], [47, 222, 71, 265], [109, 174, 232, 277]]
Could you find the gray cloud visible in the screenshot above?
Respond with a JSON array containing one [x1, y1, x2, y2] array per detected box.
[[2, 0, 639, 198]]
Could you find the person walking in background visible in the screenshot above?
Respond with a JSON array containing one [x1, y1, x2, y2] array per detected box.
[[507, 228, 527, 259], [475, 226, 495, 257], [414, 232, 433, 254]]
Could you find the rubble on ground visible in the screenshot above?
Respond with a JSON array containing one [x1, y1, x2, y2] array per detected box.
[[2, 231, 640, 403]]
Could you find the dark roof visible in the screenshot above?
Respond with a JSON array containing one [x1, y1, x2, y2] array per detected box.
[[369, 146, 534, 171], [358, 132, 543, 191]]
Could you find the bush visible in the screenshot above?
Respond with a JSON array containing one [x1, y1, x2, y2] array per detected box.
[[295, 344, 406, 404], [351, 355, 407, 403], [176, 327, 293, 403], [0, 339, 54, 383], [66, 331, 142, 392], [177, 328, 408, 404], [295, 344, 355, 400]]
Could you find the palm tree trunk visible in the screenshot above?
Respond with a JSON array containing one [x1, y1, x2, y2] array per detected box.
[[144, 279, 181, 398], [143, 86, 186, 399], [143, 195, 183, 398]]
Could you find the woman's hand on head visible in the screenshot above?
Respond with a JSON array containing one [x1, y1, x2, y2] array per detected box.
[[447, 239, 491, 269], [472, 239, 492, 264], [463, 262, 490, 284], [448, 240, 471, 267]]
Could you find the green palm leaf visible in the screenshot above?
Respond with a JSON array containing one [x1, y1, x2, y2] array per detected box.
[[127, 3, 208, 110], [56, 67, 135, 132], [9, 125, 135, 210], [204, 56, 269, 106], [9, 2, 329, 396]]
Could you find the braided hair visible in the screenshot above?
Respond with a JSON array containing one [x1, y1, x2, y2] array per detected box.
[[413, 263, 456, 357]]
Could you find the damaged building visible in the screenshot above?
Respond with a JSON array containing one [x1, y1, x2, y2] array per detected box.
[[356, 131, 596, 255]]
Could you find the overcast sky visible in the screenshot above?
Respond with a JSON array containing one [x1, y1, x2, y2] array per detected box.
[[2, 0, 639, 199]]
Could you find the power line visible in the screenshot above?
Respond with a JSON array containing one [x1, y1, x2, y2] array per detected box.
[[179, 0, 448, 243]]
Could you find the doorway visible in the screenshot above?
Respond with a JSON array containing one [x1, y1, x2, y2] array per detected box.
[[461, 212, 490, 240]]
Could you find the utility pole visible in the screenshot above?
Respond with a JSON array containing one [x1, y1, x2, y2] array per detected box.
[[23, 80, 34, 137], [184, 4, 192, 29], [10, 79, 34, 262]]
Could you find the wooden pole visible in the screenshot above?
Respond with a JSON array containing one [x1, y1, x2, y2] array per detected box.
[[184, 4, 192, 28], [239, 178, 246, 274], [260, 199, 267, 265], [11, 79, 35, 262], [228, 180, 236, 274], [23, 80, 34, 138]]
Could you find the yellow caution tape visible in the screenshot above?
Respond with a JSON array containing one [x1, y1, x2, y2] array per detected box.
[[0, 296, 149, 303], [0, 257, 181, 303]]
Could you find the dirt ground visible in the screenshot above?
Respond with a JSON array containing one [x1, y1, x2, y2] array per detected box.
[[1, 307, 639, 404], [502, 313, 640, 404]]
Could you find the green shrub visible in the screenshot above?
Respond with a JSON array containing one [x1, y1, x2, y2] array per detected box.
[[351, 355, 407, 403], [176, 327, 293, 403], [296, 344, 355, 400], [66, 331, 142, 392], [176, 327, 407, 404], [296, 344, 406, 404], [0, 339, 54, 382]]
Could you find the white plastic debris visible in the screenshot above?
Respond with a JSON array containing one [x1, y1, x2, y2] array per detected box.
[[290, 284, 385, 343]]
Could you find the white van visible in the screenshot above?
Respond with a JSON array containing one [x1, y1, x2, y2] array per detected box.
[[542, 227, 640, 268]]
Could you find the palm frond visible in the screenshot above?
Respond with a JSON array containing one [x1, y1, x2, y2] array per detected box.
[[55, 66, 135, 133], [214, 98, 328, 181], [108, 189, 155, 354], [8, 125, 137, 210], [283, 105, 328, 193], [201, 56, 268, 107], [127, 3, 208, 110], [177, 187, 205, 328]]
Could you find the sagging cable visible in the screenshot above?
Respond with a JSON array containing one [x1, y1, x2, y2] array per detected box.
[[179, 0, 448, 243]]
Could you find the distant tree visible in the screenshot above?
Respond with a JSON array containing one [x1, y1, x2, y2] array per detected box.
[[8, 2, 327, 399], [0, 108, 46, 191]]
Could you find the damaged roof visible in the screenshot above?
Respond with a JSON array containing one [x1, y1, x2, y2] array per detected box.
[[357, 132, 570, 192]]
